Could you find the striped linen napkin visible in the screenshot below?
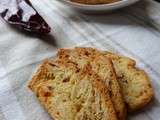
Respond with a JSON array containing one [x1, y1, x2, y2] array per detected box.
[[0, 0, 160, 120]]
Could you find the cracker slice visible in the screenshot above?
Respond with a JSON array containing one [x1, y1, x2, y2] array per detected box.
[[28, 59, 118, 120]]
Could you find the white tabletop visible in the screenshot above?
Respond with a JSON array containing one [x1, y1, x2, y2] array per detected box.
[[0, 0, 160, 120]]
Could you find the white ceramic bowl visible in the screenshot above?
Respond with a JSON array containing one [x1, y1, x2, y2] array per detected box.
[[59, 0, 140, 12]]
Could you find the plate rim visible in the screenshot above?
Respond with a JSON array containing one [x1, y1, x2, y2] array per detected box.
[[59, 0, 140, 11]]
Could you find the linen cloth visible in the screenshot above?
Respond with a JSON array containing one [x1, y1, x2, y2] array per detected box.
[[0, 0, 160, 120]]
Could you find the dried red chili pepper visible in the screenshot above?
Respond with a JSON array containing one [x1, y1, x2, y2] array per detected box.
[[0, 0, 51, 34]]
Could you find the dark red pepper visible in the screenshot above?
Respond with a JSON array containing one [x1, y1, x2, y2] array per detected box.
[[0, 0, 51, 34]]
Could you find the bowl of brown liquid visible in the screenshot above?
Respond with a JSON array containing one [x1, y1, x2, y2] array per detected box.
[[59, 0, 140, 12]]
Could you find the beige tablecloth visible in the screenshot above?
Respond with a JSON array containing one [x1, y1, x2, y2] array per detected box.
[[0, 0, 160, 120]]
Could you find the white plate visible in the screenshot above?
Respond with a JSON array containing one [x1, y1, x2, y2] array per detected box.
[[59, 0, 140, 12]]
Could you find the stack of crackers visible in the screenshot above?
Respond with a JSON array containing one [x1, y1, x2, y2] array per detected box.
[[28, 47, 153, 120]]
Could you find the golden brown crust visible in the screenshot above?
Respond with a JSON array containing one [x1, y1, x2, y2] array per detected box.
[[28, 59, 118, 120], [104, 52, 154, 112], [28, 59, 49, 91], [57, 47, 126, 120]]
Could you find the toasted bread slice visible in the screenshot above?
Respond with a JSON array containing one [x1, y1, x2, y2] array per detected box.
[[28, 59, 117, 120], [58, 48, 126, 120], [103, 52, 153, 112], [71, 0, 119, 4]]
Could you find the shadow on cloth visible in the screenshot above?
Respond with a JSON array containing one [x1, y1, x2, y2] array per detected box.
[[67, 0, 159, 32], [2, 23, 58, 47]]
